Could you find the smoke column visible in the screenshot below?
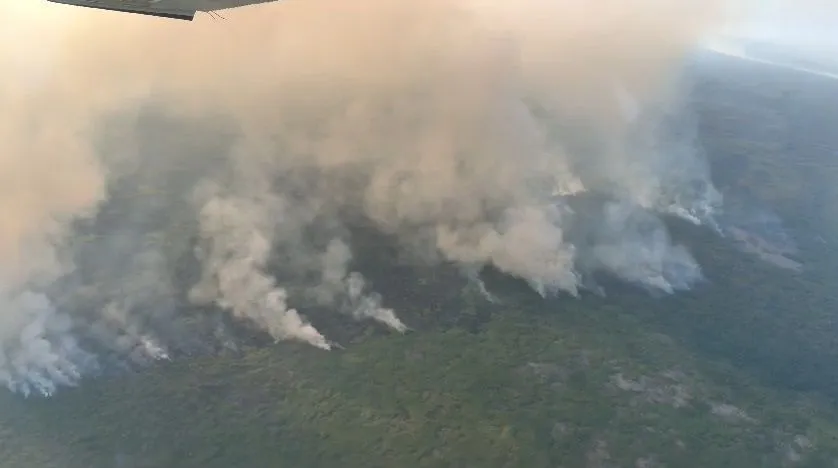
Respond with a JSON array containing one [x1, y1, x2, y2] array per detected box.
[[0, 0, 729, 396]]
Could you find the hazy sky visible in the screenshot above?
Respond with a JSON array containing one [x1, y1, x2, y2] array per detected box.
[[732, 0, 838, 50]]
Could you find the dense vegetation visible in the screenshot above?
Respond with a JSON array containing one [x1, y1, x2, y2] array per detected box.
[[3, 51, 838, 467]]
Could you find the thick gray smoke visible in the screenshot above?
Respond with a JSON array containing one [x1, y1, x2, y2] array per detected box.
[[0, 0, 730, 396]]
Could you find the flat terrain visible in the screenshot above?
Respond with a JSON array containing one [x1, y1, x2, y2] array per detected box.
[[4, 50, 838, 467]]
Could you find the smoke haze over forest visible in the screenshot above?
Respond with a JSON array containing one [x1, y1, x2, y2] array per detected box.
[[0, 0, 733, 396]]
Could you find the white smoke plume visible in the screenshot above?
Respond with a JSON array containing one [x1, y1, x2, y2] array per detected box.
[[0, 0, 732, 395]]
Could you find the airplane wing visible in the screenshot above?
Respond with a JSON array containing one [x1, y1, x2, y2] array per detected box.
[[45, 0, 279, 21]]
